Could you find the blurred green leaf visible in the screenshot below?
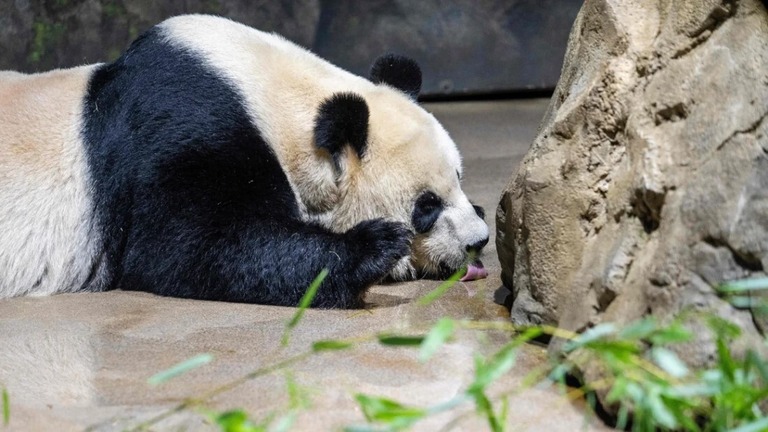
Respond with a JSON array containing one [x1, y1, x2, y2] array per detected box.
[[285, 374, 310, 410], [214, 409, 264, 432], [745, 350, 768, 383], [618, 317, 658, 340], [416, 268, 465, 306], [419, 318, 455, 362], [718, 277, 768, 293], [728, 296, 759, 308], [652, 347, 689, 378], [312, 339, 354, 352], [282, 269, 329, 345], [646, 391, 678, 430], [649, 321, 692, 345], [469, 389, 503, 432], [378, 335, 424, 347], [2, 387, 8, 426], [271, 412, 297, 432], [354, 394, 426, 429], [469, 343, 517, 393], [729, 417, 768, 432], [148, 353, 213, 386], [563, 323, 617, 352]]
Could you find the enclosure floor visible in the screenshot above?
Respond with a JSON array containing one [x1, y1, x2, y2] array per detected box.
[[0, 99, 612, 431]]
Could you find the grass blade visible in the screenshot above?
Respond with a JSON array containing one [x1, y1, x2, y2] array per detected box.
[[378, 334, 424, 346], [416, 268, 466, 306], [470, 343, 518, 393], [2, 387, 8, 426], [651, 347, 689, 378], [355, 394, 426, 428], [728, 417, 768, 432], [312, 339, 354, 352], [419, 318, 455, 362], [148, 353, 214, 386], [282, 269, 329, 345], [718, 277, 768, 293]]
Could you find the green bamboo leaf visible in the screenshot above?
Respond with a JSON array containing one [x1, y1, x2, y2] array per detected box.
[[469, 343, 517, 393], [563, 323, 617, 352], [618, 317, 658, 340], [416, 268, 466, 306], [469, 389, 503, 432], [419, 318, 455, 362], [354, 394, 426, 428], [649, 321, 692, 345], [615, 404, 629, 431], [728, 417, 768, 432], [343, 425, 383, 432], [147, 353, 213, 386], [727, 296, 759, 308], [746, 350, 768, 383], [718, 277, 768, 293], [271, 412, 297, 432], [378, 334, 424, 347], [651, 347, 689, 378], [213, 409, 265, 432], [312, 339, 354, 352], [282, 269, 329, 345], [646, 392, 678, 430], [2, 387, 9, 426]]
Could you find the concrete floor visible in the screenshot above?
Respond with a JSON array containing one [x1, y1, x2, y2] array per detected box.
[[0, 99, 611, 431]]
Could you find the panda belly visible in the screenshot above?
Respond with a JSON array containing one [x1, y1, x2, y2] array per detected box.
[[77, 26, 410, 308], [0, 67, 106, 298]]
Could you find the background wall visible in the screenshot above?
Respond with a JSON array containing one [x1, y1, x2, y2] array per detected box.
[[0, 0, 582, 97]]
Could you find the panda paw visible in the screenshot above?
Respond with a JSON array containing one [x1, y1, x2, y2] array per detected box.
[[346, 219, 413, 280]]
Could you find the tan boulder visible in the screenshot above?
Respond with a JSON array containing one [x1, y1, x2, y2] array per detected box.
[[496, 0, 768, 366]]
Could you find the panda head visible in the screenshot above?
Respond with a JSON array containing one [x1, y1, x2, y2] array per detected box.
[[308, 54, 489, 280]]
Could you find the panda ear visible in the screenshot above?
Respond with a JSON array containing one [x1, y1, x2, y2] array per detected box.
[[369, 54, 422, 100], [314, 92, 369, 160]]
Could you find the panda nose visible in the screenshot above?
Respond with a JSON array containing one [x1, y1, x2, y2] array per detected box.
[[466, 236, 489, 253]]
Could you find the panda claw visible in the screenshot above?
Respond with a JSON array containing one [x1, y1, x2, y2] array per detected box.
[[346, 219, 413, 281]]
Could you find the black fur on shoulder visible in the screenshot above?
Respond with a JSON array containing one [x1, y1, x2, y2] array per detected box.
[[369, 54, 422, 100], [314, 92, 369, 161], [412, 191, 444, 234], [81, 27, 410, 308]]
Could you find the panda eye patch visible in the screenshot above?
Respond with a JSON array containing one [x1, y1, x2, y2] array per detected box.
[[412, 191, 444, 234]]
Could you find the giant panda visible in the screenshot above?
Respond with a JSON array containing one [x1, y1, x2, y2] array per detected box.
[[0, 15, 489, 308]]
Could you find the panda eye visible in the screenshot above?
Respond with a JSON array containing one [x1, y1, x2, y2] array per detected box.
[[412, 191, 444, 234]]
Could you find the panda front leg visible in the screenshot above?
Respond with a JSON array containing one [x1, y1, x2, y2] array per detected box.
[[120, 214, 412, 308]]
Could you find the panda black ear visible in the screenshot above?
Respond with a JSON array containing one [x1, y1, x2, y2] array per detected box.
[[314, 92, 369, 160], [369, 54, 422, 100]]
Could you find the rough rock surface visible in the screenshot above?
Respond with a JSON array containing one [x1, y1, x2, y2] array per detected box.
[[496, 0, 768, 366]]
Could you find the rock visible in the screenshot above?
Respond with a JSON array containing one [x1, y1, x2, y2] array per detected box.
[[496, 0, 768, 368]]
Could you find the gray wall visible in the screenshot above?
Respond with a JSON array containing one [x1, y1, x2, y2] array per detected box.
[[0, 0, 582, 97]]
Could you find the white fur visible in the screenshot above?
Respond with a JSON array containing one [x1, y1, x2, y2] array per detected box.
[[0, 66, 104, 298]]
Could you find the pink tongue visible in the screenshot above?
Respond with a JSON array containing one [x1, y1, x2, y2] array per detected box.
[[460, 261, 489, 281]]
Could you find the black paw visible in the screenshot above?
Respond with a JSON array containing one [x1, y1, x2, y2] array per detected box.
[[346, 219, 413, 281]]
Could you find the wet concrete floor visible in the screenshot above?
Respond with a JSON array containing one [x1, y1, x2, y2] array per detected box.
[[0, 99, 611, 431]]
